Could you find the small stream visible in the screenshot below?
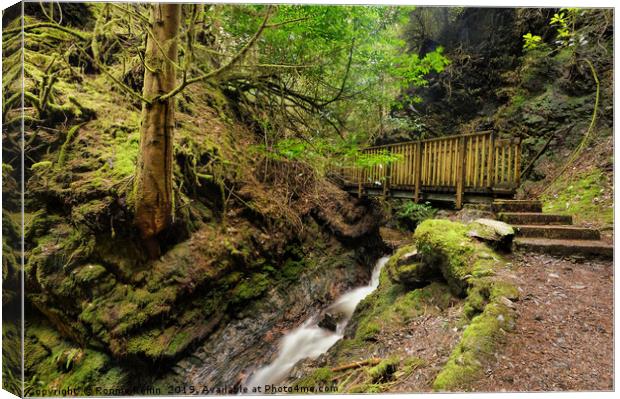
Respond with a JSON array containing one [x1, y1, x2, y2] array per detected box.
[[246, 255, 390, 387]]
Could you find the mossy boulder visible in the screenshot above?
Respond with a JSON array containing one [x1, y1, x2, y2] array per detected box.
[[414, 219, 475, 296], [385, 244, 435, 286], [407, 220, 520, 391], [433, 302, 516, 391]]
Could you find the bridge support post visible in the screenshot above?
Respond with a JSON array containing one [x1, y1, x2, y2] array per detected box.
[[455, 136, 466, 209]]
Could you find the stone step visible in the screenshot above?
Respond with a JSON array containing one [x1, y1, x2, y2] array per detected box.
[[498, 212, 572, 225], [514, 237, 613, 259], [514, 225, 601, 240], [493, 199, 543, 213]]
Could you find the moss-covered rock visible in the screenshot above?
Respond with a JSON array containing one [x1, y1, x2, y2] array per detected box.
[[414, 219, 475, 296], [433, 302, 515, 391], [385, 244, 434, 286], [24, 321, 128, 396], [414, 220, 520, 391]]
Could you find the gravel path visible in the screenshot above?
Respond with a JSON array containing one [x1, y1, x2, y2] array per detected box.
[[472, 252, 613, 392]]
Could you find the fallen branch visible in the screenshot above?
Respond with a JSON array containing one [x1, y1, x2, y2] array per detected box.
[[331, 358, 381, 373]]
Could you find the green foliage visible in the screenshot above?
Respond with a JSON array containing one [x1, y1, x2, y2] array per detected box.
[[524, 8, 594, 54], [522, 33, 542, 50], [549, 10, 575, 40], [394, 201, 437, 229], [214, 4, 449, 172], [354, 150, 403, 169], [392, 46, 450, 87]]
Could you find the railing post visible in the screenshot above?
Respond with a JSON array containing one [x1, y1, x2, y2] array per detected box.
[[455, 136, 466, 209], [414, 141, 422, 202], [383, 149, 391, 199], [487, 132, 495, 189]]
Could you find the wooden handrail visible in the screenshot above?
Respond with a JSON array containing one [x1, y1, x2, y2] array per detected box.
[[337, 131, 521, 208], [361, 131, 496, 151]]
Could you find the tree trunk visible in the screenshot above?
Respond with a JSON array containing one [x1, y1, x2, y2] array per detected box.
[[134, 4, 181, 240]]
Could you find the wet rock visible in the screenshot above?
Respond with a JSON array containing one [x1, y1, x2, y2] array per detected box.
[[318, 313, 340, 331]]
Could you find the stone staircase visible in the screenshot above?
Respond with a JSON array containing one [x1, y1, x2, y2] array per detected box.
[[494, 199, 613, 259]]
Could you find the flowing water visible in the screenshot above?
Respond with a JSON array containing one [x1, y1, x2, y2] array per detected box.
[[246, 255, 390, 387]]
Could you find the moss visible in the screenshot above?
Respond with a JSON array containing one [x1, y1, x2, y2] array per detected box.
[[70, 198, 113, 233], [384, 244, 433, 286], [109, 131, 140, 178], [124, 326, 191, 359], [57, 123, 85, 167], [58, 350, 109, 389], [356, 320, 382, 341], [346, 276, 455, 354], [231, 272, 270, 303], [401, 357, 427, 374], [24, 322, 125, 393], [280, 258, 305, 281], [542, 167, 613, 227], [31, 161, 53, 171], [349, 383, 383, 393], [433, 301, 514, 391], [414, 219, 475, 295], [368, 355, 400, 383], [295, 367, 334, 388], [73, 264, 108, 284]]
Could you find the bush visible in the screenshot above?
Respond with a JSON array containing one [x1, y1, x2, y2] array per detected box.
[[394, 201, 437, 230]]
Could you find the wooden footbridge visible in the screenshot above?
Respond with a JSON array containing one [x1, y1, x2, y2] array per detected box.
[[336, 131, 522, 208]]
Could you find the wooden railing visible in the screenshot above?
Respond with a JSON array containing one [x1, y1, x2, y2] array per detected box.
[[338, 132, 521, 208]]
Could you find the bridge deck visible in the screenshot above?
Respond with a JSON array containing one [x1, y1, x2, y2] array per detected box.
[[336, 132, 521, 208]]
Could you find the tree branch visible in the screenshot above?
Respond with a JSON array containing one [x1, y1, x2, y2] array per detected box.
[[4, 22, 90, 40], [158, 5, 274, 101]]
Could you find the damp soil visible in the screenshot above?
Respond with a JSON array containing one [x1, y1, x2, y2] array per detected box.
[[471, 252, 613, 392]]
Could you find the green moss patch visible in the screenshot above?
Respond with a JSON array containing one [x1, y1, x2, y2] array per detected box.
[[24, 322, 127, 396], [542, 167, 613, 227], [433, 302, 515, 391], [414, 219, 475, 295]]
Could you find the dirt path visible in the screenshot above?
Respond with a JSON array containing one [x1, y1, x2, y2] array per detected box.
[[472, 252, 613, 391]]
